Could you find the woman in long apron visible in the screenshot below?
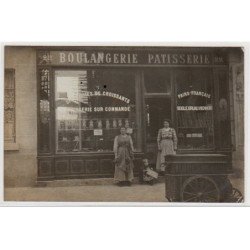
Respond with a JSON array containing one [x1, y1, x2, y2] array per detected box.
[[156, 119, 177, 173], [113, 127, 135, 186]]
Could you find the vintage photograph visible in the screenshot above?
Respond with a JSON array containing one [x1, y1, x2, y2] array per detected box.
[[3, 46, 244, 203]]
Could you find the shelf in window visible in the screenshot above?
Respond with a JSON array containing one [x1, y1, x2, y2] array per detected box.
[[178, 127, 213, 128], [144, 93, 171, 98], [58, 128, 137, 131], [177, 110, 213, 111]]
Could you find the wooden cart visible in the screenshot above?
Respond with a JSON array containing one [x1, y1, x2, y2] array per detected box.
[[165, 154, 243, 202]]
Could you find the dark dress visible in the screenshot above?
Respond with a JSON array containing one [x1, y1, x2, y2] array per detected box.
[[113, 134, 134, 182]]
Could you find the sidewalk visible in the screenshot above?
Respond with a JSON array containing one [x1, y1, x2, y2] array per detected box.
[[4, 177, 243, 203], [4, 182, 166, 202]]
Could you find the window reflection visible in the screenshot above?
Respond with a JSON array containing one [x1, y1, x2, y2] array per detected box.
[[55, 70, 138, 153], [144, 69, 171, 93], [176, 69, 214, 149]]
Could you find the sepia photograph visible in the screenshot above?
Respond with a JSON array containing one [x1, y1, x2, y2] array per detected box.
[[2, 1, 250, 250], [3, 45, 244, 203]]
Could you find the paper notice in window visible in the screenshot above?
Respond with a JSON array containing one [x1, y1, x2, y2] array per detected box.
[[126, 128, 133, 134], [186, 133, 203, 138], [194, 133, 203, 137], [94, 129, 103, 136]]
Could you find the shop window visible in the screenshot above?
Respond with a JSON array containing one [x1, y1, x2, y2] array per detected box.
[[4, 69, 15, 143], [176, 69, 214, 150], [55, 69, 139, 153]]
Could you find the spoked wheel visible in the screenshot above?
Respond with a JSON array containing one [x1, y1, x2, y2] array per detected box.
[[181, 176, 220, 202], [225, 188, 244, 203]]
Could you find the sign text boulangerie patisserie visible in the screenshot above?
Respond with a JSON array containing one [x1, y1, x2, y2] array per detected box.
[[38, 50, 227, 66]]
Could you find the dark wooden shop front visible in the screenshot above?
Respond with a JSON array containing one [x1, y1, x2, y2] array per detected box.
[[36, 47, 232, 181]]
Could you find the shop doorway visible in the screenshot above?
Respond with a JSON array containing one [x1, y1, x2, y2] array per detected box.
[[145, 97, 172, 165], [143, 68, 172, 166]]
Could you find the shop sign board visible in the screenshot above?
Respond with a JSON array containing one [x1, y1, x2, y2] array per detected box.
[[37, 49, 227, 66]]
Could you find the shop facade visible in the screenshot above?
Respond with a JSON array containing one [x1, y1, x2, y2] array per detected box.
[[4, 46, 244, 186]]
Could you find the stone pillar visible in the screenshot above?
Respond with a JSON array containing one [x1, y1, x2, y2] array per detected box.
[[228, 48, 244, 177]]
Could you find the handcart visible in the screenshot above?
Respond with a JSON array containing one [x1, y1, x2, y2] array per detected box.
[[165, 154, 243, 202]]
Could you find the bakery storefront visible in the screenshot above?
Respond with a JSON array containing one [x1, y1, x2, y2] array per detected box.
[[37, 47, 231, 181]]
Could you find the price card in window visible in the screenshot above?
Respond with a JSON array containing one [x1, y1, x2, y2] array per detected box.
[[94, 129, 103, 136], [126, 128, 133, 134]]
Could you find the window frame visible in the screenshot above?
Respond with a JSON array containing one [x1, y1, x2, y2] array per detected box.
[[52, 67, 143, 154], [174, 68, 216, 151]]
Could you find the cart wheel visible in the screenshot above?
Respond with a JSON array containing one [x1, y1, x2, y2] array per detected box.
[[226, 188, 244, 203], [181, 176, 220, 202]]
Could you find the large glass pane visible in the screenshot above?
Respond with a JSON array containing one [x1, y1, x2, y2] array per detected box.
[[55, 69, 138, 153], [144, 69, 171, 93], [176, 69, 214, 150]]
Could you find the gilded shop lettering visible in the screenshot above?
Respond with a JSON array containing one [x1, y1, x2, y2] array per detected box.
[[178, 91, 211, 99], [38, 50, 226, 65], [59, 52, 138, 64], [80, 106, 131, 112], [81, 91, 131, 104], [148, 53, 210, 64]]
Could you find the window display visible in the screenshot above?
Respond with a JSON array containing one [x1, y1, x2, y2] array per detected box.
[[55, 69, 138, 153], [176, 69, 214, 149]]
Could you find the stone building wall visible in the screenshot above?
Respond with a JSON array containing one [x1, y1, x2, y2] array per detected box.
[[4, 47, 37, 187]]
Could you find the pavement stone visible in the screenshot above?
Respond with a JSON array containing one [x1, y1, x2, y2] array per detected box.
[[4, 177, 243, 203], [5, 182, 167, 202]]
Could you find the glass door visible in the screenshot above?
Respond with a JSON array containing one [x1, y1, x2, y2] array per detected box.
[[145, 97, 172, 143], [143, 69, 172, 164]]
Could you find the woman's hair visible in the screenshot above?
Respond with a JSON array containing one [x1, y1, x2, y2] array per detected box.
[[163, 119, 171, 125], [120, 126, 126, 130]]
